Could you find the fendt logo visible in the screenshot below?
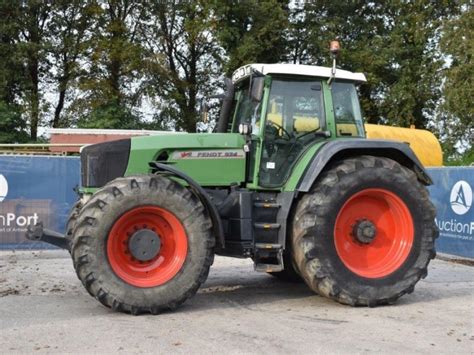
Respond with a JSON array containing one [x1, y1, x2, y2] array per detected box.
[[450, 180, 472, 216], [0, 174, 8, 202]]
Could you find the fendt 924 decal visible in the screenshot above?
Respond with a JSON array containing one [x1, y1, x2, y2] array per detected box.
[[171, 150, 245, 160]]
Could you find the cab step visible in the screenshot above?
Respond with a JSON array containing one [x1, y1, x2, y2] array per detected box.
[[253, 222, 280, 244], [253, 202, 281, 209], [254, 243, 284, 272], [255, 263, 284, 273], [253, 223, 281, 230]]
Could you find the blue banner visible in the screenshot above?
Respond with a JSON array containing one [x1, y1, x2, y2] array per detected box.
[[0, 155, 80, 249], [426, 167, 474, 259]]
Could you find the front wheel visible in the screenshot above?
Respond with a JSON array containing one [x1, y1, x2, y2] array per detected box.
[[71, 175, 214, 314], [291, 156, 437, 306], [65, 200, 82, 244]]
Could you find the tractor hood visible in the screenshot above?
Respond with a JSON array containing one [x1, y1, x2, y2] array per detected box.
[[81, 132, 247, 189]]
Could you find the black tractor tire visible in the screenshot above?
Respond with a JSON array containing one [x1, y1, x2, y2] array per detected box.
[[268, 249, 303, 283], [71, 175, 215, 315], [291, 156, 437, 306], [65, 200, 82, 243]]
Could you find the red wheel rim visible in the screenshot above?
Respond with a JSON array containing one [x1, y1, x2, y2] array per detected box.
[[334, 188, 414, 278], [107, 206, 188, 287]]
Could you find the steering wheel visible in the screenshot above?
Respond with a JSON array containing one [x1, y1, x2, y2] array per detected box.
[[266, 120, 292, 141]]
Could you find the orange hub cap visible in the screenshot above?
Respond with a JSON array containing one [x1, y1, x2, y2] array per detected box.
[[334, 188, 414, 278], [107, 206, 188, 287]]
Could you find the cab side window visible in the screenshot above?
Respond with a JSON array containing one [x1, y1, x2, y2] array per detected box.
[[332, 82, 365, 137]]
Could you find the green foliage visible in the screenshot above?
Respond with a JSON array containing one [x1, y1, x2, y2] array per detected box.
[[213, 0, 289, 75], [444, 146, 474, 166], [300, 1, 388, 121], [15, 0, 53, 140], [0, 101, 29, 143], [0, 1, 26, 141], [141, 0, 224, 132], [72, 1, 146, 127], [439, 2, 473, 154], [0, 0, 471, 161], [77, 99, 141, 129], [301, 1, 458, 129], [0, 1, 23, 104], [49, 1, 96, 128]]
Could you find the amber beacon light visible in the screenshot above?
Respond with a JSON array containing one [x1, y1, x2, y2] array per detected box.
[[330, 40, 340, 56]]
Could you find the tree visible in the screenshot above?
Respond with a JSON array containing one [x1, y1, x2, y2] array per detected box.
[[301, 1, 395, 122], [72, 0, 145, 129], [302, 0, 458, 129], [438, 2, 473, 158], [141, 0, 223, 132], [0, 1, 32, 142], [213, 0, 289, 76], [48, 1, 96, 128], [378, 1, 458, 129], [0, 1, 22, 105], [0, 0, 470, 152], [285, 3, 311, 64], [16, 0, 52, 140], [0, 101, 29, 143]]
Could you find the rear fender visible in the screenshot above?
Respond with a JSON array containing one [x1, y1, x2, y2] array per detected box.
[[274, 139, 433, 254], [296, 139, 432, 193]]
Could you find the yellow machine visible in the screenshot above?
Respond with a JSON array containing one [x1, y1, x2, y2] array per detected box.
[[365, 124, 443, 167]]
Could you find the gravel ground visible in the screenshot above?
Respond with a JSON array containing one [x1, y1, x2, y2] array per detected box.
[[0, 250, 473, 354]]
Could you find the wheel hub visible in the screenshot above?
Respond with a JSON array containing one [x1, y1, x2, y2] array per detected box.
[[352, 219, 377, 244], [334, 188, 414, 278], [128, 229, 161, 261]]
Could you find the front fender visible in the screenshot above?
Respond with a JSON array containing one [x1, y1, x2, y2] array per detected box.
[[149, 162, 225, 250]]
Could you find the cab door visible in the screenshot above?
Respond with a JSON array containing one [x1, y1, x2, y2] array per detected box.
[[257, 76, 326, 188]]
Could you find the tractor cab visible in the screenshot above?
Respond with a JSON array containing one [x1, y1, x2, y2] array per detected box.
[[217, 63, 367, 187]]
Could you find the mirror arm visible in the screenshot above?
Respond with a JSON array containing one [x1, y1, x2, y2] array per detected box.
[[216, 78, 234, 133]]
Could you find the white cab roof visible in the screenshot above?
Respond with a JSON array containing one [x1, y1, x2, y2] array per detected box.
[[232, 63, 366, 83]]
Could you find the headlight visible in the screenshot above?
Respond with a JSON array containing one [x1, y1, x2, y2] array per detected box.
[[81, 139, 131, 187]]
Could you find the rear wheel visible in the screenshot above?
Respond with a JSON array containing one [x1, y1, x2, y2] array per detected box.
[[71, 175, 214, 314], [292, 156, 437, 306]]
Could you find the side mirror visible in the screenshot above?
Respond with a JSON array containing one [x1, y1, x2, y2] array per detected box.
[[250, 77, 264, 102]]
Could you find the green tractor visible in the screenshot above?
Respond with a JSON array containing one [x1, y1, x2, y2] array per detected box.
[[27, 53, 437, 314]]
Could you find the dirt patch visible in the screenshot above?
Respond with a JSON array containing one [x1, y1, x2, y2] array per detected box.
[[0, 288, 20, 297], [437, 255, 474, 267]]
